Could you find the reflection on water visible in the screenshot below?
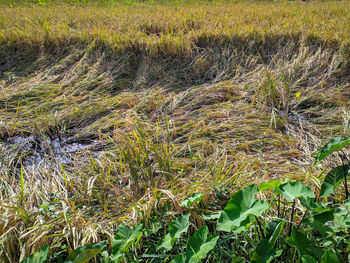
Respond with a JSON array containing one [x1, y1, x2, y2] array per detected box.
[[5, 135, 100, 167]]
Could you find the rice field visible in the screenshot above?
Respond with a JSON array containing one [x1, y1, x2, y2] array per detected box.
[[1, 1, 350, 261]]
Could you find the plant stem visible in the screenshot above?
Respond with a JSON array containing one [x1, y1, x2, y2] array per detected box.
[[288, 199, 296, 236], [255, 216, 265, 239], [341, 151, 350, 199], [282, 200, 296, 262], [338, 151, 349, 199], [341, 150, 350, 165], [297, 209, 307, 230], [277, 194, 280, 218]]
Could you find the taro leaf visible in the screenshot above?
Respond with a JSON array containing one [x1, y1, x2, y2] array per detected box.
[[217, 184, 269, 232], [268, 221, 285, 247], [286, 227, 323, 261], [299, 197, 332, 214], [312, 136, 350, 163], [158, 213, 190, 251], [110, 223, 143, 260], [170, 254, 186, 263], [231, 214, 256, 234], [251, 221, 284, 263], [320, 165, 349, 198], [65, 241, 107, 263], [302, 255, 318, 263], [265, 221, 280, 240], [279, 182, 315, 201], [202, 212, 221, 221], [144, 221, 162, 237], [333, 199, 350, 229], [22, 245, 49, 263], [185, 225, 219, 263], [258, 180, 282, 194], [180, 193, 205, 208], [299, 197, 318, 210], [250, 239, 282, 263], [306, 210, 334, 237], [321, 249, 341, 263], [101, 251, 113, 263]]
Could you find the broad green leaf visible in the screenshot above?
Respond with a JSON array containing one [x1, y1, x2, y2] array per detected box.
[[265, 221, 280, 240], [185, 225, 219, 263], [320, 165, 349, 198], [180, 193, 205, 207], [312, 136, 350, 163], [170, 254, 185, 263], [299, 197, 332, 213], [231, 214, 256, 233], [321, 249, 340, 263], [279, 182, 315, 201], [109, 223, 143, 262], [299, 197, 318, 210], [258, 180, 281, 194], [333, 199, 350, 229], [202, 212, 221, 221], [217, 184, 269, 232], [251, 239, 282, 263], [65, 241, 107, 263], [302, 255, 318, 263], [22, 245, 49, 263], [101, 251, 113, 263], [306, 210, 334, 236], [286, 228, 322, 261], [305, 200, 350, 236], [159, 234, 176, 250], [251, 221, 284, 263], [268, 221, 285, 247], [158, 213, 190, 250], [112, 223, 143, 253], [144, 221, 162, 237]]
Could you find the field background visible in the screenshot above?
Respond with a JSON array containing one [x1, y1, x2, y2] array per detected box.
[[1, 0, 350, 261]]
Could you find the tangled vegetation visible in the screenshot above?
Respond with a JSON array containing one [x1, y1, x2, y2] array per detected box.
[[0, 0, 350, 262], [22, 137, 350, 262]]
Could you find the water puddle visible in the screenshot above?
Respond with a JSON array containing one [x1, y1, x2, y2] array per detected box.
[[278, 110, 306, 122], [4, 135, 101, 167]]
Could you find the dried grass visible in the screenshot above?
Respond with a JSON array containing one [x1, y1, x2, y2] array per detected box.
[[1, 1, 350, 261]]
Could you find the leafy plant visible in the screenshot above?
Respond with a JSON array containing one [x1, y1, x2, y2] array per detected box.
[[158, 213, 190, 251], [279, 181, 315, 201], [286, 227, 323, 261], [320, 165, 349, 198], [102, 223, 143, 262], [180, 193, 204, 208], [312, 137, 350, 163], [65, 241, 107, 263], [250, 221, 284, 263], [22, 242, 107, 263], [216, 184, 269, 233], [22, 136, 350, 263], [21, 245, 49, 263], [171, 225, 219, 263], [312, 136, 350, 199]]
